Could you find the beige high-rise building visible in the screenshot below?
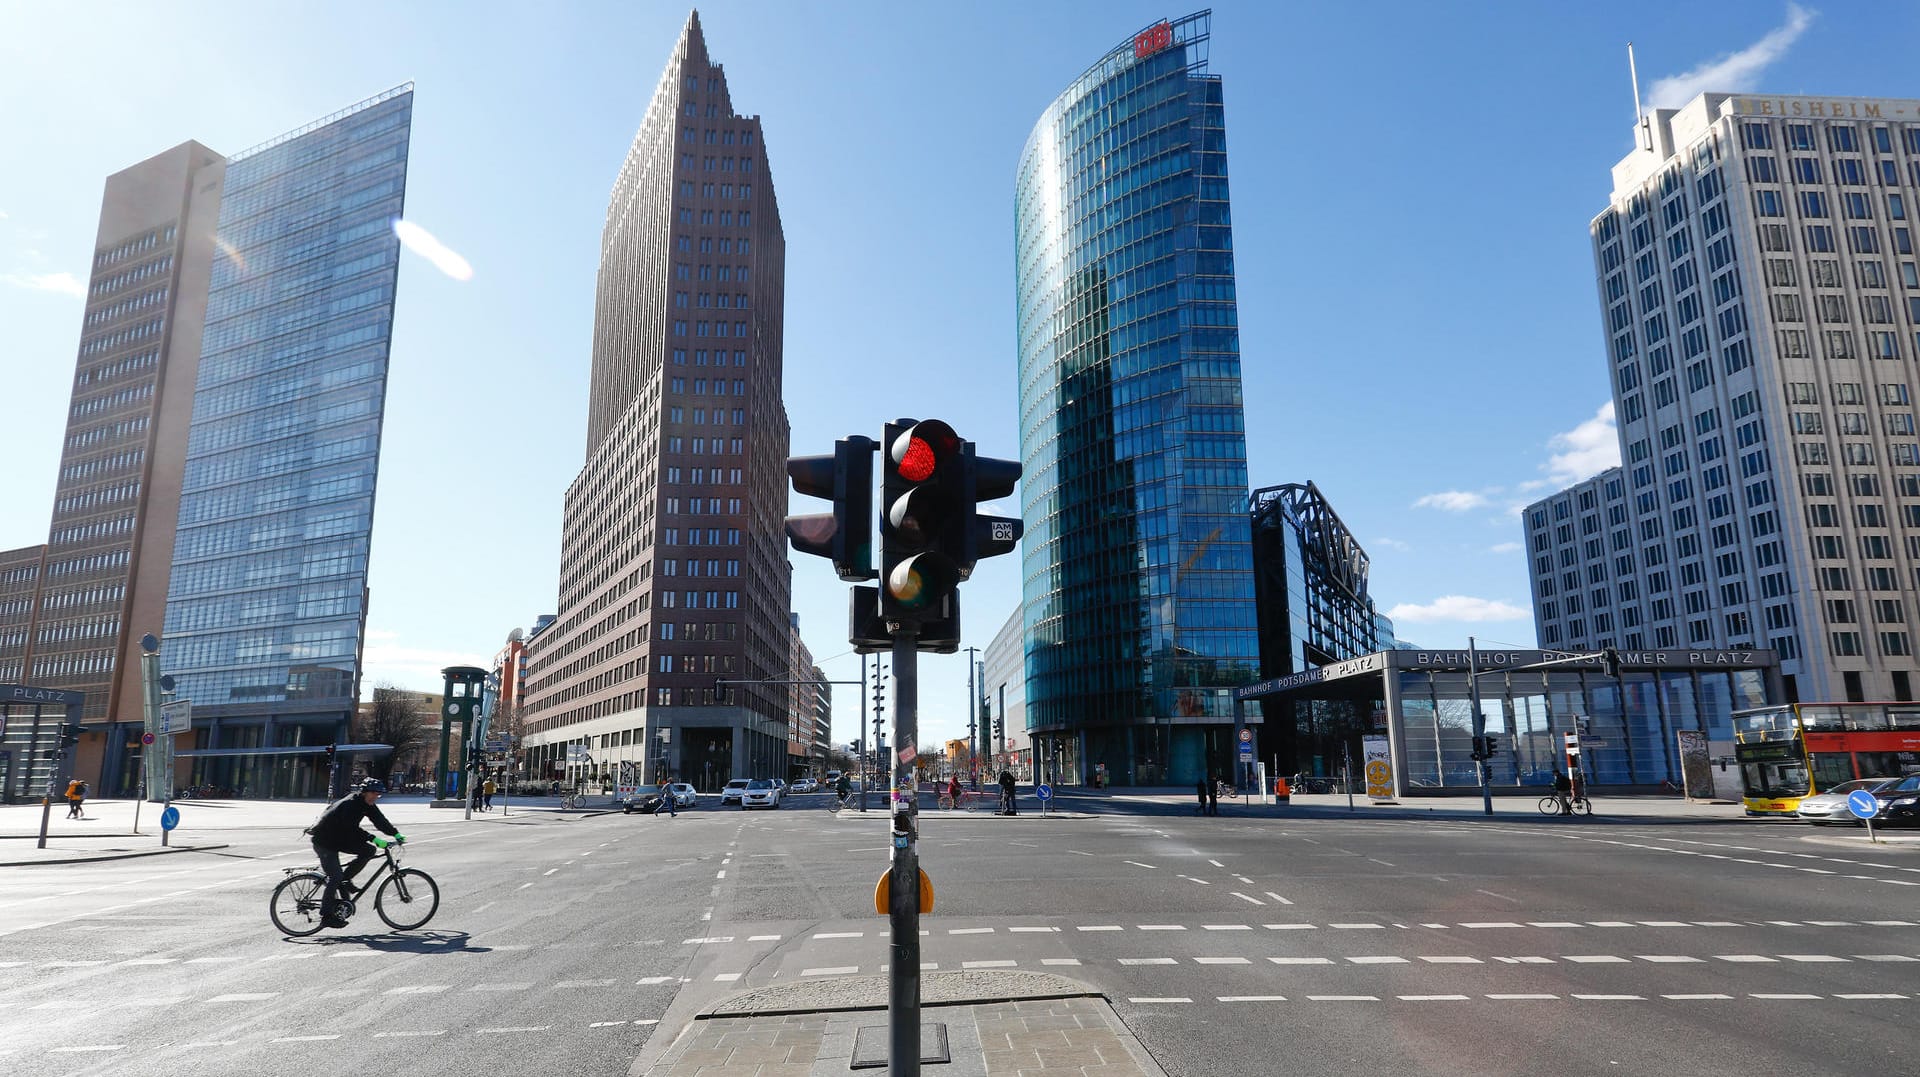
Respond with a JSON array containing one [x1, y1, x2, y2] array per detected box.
[[1530, 92, 1920, 703], [521, 12, 792, 792]]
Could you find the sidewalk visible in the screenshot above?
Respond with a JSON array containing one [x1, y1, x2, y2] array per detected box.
[[638, 971, 1165, 1077]]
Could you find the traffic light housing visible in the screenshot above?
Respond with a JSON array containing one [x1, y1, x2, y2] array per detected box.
[[326, 743, 337, 764], [880, 419, 966, 621], [1483, 735, 1500, 761], [1469, 735, 1486, 761], [850, 585, 959, 654], [786, 436, 876, 582], [1600, 647, 1621, 678]]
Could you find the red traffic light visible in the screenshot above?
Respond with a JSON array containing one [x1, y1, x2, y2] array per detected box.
[[897, 437, 936, 482]]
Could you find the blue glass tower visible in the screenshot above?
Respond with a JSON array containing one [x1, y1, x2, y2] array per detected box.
[[1015, 12, 1256, 787], [160, 86, 413, 785]]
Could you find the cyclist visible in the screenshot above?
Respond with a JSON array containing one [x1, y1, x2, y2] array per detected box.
[[308, 777, 403, 928], [1551, 768, 1574, 816], [947, 773, 962, 809], [835, 771, 851, 807]]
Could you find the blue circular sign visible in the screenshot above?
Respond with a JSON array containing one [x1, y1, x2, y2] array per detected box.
[[1036, 783, 1053, 801], [1847, 790, 1880, 820], [160, 806, 181, 831]]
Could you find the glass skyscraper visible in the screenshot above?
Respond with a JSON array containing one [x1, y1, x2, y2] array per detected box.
[[160, 86, 413, 790], [1014, 11, 1257, 787]]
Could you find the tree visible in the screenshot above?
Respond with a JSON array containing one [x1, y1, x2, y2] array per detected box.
[[357, 684, 432, 783]]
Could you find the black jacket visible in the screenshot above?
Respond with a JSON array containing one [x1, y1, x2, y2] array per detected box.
[[308, 794, 399, 851]]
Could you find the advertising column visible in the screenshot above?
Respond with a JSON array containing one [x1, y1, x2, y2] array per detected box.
[[1363, 735, 1394, 802]]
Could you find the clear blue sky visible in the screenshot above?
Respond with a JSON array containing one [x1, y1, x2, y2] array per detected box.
[[2, 2, 1909, 752]]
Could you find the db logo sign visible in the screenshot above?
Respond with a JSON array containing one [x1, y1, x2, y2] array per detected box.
[[1134, 21, 1172, 59]]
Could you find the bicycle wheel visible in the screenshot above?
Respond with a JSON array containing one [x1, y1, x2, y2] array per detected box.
[[374, 868, 440, 931], [827, 797, 843, 814], [962, 794, 976, 812], [936, 795, 954, 811], [1536, 796, 1561, 816], [270, 871, 328, 937], [1573, 797, 1594, 817]]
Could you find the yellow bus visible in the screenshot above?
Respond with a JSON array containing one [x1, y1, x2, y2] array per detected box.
[[1732, 703, 1920, 816]]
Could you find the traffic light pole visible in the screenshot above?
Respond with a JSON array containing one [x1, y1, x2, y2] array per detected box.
[[1468, 638, 1491, 817], [887, 623, 922, 1077], [963, 645, 980, 787]]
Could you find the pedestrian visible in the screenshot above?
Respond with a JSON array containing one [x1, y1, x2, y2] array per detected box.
[[483, 776, 497, 812], [1196, 776, 1208, 815], [998, 769, 1017, 816], [1206, 774, 1220, 817], [658, 779, 677, 818], [65, 778, 85, 819]]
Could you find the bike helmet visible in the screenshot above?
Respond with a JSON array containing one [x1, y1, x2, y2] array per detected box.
[[358, 777, 387, 794]]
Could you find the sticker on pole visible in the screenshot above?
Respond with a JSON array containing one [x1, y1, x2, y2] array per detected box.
[[160, 806, 180, 831], [1036, 783, 1052, 801], [1848, 790, 1881, 819]]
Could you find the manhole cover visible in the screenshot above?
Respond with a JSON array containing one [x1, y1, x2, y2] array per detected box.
[[850, 1022, 950, 1068]]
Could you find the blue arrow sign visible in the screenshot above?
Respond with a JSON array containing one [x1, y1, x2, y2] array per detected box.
[[1036, 783, 1053, 801], [160, 806, 180, 831], [1847, 790, 1880, 819]]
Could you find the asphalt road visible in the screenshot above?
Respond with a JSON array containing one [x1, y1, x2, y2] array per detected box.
[[3, 793, 1918, 1077]]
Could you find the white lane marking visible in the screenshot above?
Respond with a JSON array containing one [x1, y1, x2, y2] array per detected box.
[[1231, 893, 1266, 905], [1330, 923, 1384, 929], [1587, 921, 1633, 927], [1487, 994, 1559, 1000], [471, 903, 494, 915], [1265, 892, 1293, 905], [1461, 922, 1523, 929], [1219, 995, 1288, 1002], [517, 883, 532, 890], [1009, 926, 1058, 933], [273, 1035, 341, 1042], [1493, 956, 1555, 964], [1855, 955, 1920, 962], [1176, 875, 1211, 885], [50, 1045, 125, 1053], [683, 937, 734, 944], [1781, 954, 1848, 962], [1069, 850, 1096, 856], [1270, 957, 1334, 965], [1715, 955, 1777, 963], [1562, 956, 1626, 964], [1266, 923, 1316, 930], [1041, 958, 1082, 966], [1195, 957, 1251, 965], [1138, 925, 1186, 931], [749, 934, 782, 941], [1751, 994, 1821, 1000], [713, 973, 742, 982], [476, 1026, 551, 1034], [1805, 920, 1854, 926], [1663, 994, 1732, 1000], [121, 958, 179, 966], [377, 1030, 448, 1038], [589, 1021, 629, 1028], [1422, 923, 1450, 929], [208, 992, 279, 1002], [330, 952, 385, 960], [1208, 860, 1225, 868], [180, 1041, 239, 1048], [1400, 995, 1470, 1001], [187, 957, 238, 964], [716, 870, 726, 879], [472, 982, 534, 991], [814, 932, 863, 939], [802, 967, 859, 977], [1119, 958, 1178, 966], [1637, 921, 1689, 927], [1864, 920, 1917, 926], [1203, 924, 1251, 931], [1572, 995, 1644, 1001], [1348, 956, 1408, 965], [384, 985, 450, 995], [634, 1019, 660, 1026], [1128, 997, 1192, 1003], [1836, 993, 1908, 1000], [1124, 861, 1158, 870], [42, 960, 108, 968], [1077, 926, 1122, 932], [1528, 922, 1582, 928], [543, 869, 558, 876], [1637, 955, 1703, 963], [1419, 956, 1483, 964], [948, 927, 994, 935], [1307, 995, 1379, 1002], [636, 977, 675, 985], [554, 979, 617, 988], [1008, 841, 1040, 848], [963, 960, 1017, 969]]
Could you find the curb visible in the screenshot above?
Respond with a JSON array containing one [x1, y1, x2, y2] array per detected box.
[[0, 842, 231, 867]]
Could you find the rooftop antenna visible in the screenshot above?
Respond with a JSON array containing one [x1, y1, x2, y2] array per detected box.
[[1627, 42, 1652, 152]]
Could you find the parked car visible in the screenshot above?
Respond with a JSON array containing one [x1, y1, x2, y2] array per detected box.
[[741, 778, 780, 809], [622, 787, 669, 814], [791, 777, 818, 794], [720, 778, 751, 806], [1869, 774, 1920, 825], [667, 782, 697, 807], [1797, 777, 1898, 825]]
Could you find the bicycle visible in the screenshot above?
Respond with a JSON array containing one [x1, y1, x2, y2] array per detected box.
[[827, 792, 850, 814], [1535, 794, 1594, 817], [271, 840, 440, 936], [1216, 781, 1241, 800], [559, 789, 582, 810], [936, 790, 979, 812]]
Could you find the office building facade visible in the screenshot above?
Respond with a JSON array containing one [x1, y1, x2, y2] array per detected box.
[[1014, 11, 1257, 787], [156, 86, 414, 798], [521, 13, 792, 792], [1530, 92, 1920, 704]]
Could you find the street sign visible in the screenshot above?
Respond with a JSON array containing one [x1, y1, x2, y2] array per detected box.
[[159, 699, 192, 734], [1848, 790, 1881, 819], [159, 806, 180, 831], [1036, 783, 1052, 801], [140, 732, 155, 746], [1237, 728, 1253, 745]]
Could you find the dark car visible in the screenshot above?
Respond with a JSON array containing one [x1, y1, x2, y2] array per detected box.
[[1868, 773, 1920, 825]]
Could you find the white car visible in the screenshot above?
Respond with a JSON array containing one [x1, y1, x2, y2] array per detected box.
[[791, 778, 818, 794], [720, 779, 751, 805], [740, 778, 780, 809], [1797, 777, 1896, 824], [668, 782, 697, 808]]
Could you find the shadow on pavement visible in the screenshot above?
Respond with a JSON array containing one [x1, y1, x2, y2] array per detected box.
[[278, 929, 490, 954]]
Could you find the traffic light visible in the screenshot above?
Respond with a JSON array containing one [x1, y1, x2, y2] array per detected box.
[[1469, 735, 1487, 760], [1600, 647, 1622, 678], [993, 716, 1004, 742], [785, 436, 876, 582], [1483, 735, 1501, 761], [325, 743, 337, 764], [849, 585, 959, 654], [880, 419, 966, 621]]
